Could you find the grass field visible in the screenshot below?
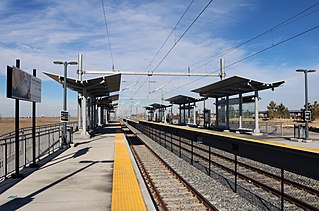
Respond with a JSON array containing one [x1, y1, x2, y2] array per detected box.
[[0, 117, 77, 136]]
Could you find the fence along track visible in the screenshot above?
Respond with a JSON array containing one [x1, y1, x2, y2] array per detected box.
[[123, 125, 217, 211], [185, 138, 319, 210], [128, 121, 319, 210], [0, 122, 77, 180]]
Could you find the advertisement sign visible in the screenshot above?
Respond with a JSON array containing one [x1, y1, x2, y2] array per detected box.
[[7, 66, 41, 103]]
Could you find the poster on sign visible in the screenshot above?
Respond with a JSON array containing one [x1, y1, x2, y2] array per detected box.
[[7, 66, 41, 103]]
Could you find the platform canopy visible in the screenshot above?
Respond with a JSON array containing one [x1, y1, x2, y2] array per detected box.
[[192, 76, 284, 98], [165, 95, 200, 105], [97, 94, 119, 104], [96, 94, 119, 110], [43, 72, 121, 97], [148, 103, 171, 109]]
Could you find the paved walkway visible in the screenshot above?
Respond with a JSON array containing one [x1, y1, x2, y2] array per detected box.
[[0, 125, 154, 211]]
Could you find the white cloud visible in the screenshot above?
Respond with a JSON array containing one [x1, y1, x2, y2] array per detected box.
[[0, 0, 318, 117]]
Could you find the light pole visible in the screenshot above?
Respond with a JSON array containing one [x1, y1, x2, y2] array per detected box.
[[53, 60, 78, 147], [296, 69, 316, 140]]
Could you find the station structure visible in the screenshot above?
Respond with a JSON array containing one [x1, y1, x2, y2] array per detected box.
[[145, 76, 285, 136], [43, 71, 121, 137], [192, 75, 285, 135]]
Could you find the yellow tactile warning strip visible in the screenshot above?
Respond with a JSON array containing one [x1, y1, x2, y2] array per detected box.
[[112, 127, 146, 211], [142, 121, 319, 154]]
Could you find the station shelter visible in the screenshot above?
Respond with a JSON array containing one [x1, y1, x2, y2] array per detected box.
[[165, 95, 203, 125], [96, 94, 119, 124], [43, 72, 121, 137], [192, 76, 284, 135], [145, 103, 171, 122]]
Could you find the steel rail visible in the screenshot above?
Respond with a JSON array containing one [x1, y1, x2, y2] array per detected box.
[[130, 122, 319, 210], [123, 123, 218, 211]]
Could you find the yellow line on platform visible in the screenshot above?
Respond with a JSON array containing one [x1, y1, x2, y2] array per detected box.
[[112, 128, 146, 211], [143, 121, 319, 154]]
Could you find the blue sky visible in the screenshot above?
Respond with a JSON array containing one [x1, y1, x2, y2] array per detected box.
[[0, 0, 319, 117]]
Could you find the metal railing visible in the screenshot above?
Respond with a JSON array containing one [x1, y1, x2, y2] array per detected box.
[[0, 122, 78, 180], [126, 119, 319, 210], [229, 120, 284, 135]]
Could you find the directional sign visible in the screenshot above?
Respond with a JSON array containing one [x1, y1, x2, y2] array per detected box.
[[60, 111, 69, 122], [304, 111, 311, 122]]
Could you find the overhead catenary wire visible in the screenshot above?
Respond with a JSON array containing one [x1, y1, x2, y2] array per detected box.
[[132, 0, 195, 97], [157, 2, 319, 98], [133, 0, 214, 98], [101, 0, 115, 71], [145, 0, 195, 73], [151, 0, 214, 74], [162, 25, 319, 97], [189, 2, 319, 71]]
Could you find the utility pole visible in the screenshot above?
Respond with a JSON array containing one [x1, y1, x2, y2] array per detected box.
[[296, 69, 316, 141]]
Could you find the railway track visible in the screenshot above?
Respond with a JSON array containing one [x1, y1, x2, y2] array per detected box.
[[169, 135, 319, 210], [123, 127, 217, 211], [129, 122, 319, 210]]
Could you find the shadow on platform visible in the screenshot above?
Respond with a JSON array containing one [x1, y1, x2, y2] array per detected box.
[[0, 160, 113, 211]]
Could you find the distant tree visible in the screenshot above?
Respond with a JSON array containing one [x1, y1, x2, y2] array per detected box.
[[308, 101, 319, 121], [266, 101, 277, 119], [276, 103, 290, 119], [267, 101, 290, 119]]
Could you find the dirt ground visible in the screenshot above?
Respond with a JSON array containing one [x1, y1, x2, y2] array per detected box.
[[0, 117, 77, 136]]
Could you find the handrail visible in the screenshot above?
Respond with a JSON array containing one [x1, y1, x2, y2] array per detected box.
[[130, 119, 319, 181], [0, 122, 78, 180], [0, 121, 77, 140]]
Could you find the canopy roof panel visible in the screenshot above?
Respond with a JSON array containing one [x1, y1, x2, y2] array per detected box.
[[98, 94, 119, 104], [165, 95, 198, 104], [192, 76, 284, 98], [144, 103, 171, 111], [43, 72, 121, 97]]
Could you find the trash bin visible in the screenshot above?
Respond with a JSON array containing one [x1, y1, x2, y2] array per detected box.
[[67, 126, 73, 144], [294, 124, 305, 139]]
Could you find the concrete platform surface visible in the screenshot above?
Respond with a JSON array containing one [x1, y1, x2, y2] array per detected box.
[[0, 127, 116, 211]]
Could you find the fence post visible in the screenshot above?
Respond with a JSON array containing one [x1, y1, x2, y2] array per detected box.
[[170, 133, 173, 152], [234, 154, 237, 193], [209, 146, 211, 176], [38, 131, 41, 159], [4, 141, 8, 177], [24, 135, 27, 167], [281, 169, 284, 210], [179, 135, 181, 158], [191, 138, 194, 165], [164, 128, 166, 148]]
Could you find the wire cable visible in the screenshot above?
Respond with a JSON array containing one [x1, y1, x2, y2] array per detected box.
[[162, 25, 319, 97], [151, 0, 214, 74], [133, 0, 214, 98], [132, 0, 195, 98], [189, 2, 319, 71], [101, 0, 115, 70], [145, 0, 195, 72]]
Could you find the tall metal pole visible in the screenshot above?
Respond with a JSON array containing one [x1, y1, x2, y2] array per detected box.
[[296, 69, 316, 140], [13, 59, 22, 178], [78, 54, 83, 129], [54, 60, 77, 146], [31, 69, 38, 167], [63, 62, 67, 146], [304, 71, 309, 140]]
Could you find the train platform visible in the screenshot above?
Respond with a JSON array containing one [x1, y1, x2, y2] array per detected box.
[[0, 124, 155, 211], [152, 121, 319, 151], [197, 126, 319, 151]]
